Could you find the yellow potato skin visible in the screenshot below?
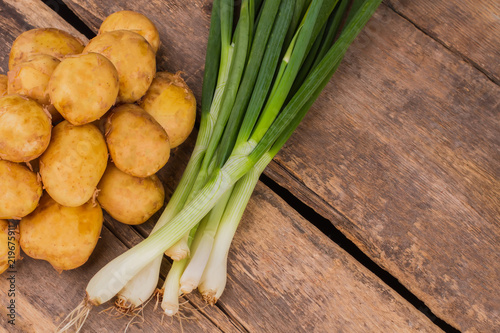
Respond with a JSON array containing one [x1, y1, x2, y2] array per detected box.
[[8, 54, 60, 105], [0, 95, 52, 162], [99, 10, 160, 53], [0, 74, 7, 96], [0, 160, 42, 220], [97, 163, 165, 225], [19, 194, 103, 272], [0, 220, 20, 275], [48, 53, 119, 125], [9, 28, 84, 70], [140, 72, 196, 148], [105, 104, 170, 177], [40, 121, 108, 207], [84, 31, 156, 103]]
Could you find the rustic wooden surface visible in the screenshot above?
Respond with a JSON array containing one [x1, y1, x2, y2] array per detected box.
[[58, 0, 500, 332], [265, 4, 500, 332], [1, 0, 498, 332], [385, 0, 500, 84], [0, 1, 448, 332]]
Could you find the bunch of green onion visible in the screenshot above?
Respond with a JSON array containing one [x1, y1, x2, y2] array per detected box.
[[58, 0, 381, 330]]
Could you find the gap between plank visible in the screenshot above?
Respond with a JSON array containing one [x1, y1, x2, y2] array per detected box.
[[383, 1, 499, 86], [42, 0, 95, 38], [258, 172, 461, 333]]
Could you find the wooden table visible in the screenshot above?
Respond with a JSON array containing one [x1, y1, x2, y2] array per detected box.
[[0, 0, 498, 332]]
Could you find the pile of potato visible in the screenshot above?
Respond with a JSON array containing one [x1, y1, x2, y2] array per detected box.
[[0, 11, 196, 273]]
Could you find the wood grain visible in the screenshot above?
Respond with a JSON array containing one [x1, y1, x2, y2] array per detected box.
[[58, 0, 500, 331], [215, 182, 441, 333], [385, 0, 500, 84]]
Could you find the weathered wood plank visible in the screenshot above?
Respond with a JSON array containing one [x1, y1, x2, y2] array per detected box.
[[385, 0, 500, 84], [266, 5, 500, 332], [105, 142, 443, 332], [218, 182, 442, 332], [59, 0, 500, 331], [0, 0, 88, 73]]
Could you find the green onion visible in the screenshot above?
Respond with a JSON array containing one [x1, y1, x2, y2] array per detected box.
[[165, 0, 250, 261], [160, 258, 186, 316], [248, 0, 325, 145], [160, 226, 197, 315], [164, 13, 236, 260], [198, 153, 272, 303], [179, 188, 233, 294], [199, 36, 347, 303]]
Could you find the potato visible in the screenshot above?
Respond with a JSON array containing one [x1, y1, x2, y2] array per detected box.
[[105, 104, 170, 177], [40, 121, 108, 207], [0, 220, 20, 275], [0, 95, 52, 162], [48, 53, 119, 125], [7, 54, 62, 123], [0, 74, 7, 96], [99, 10, 160, 53], [9, 28, 84, 70], [0, 160, 42, 219], [19, 194, 103, 272], [97, 163, 164, 225], [139, 72, 196, 148], [84, 30, 156, 103], [8, 54, 60, 105]]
